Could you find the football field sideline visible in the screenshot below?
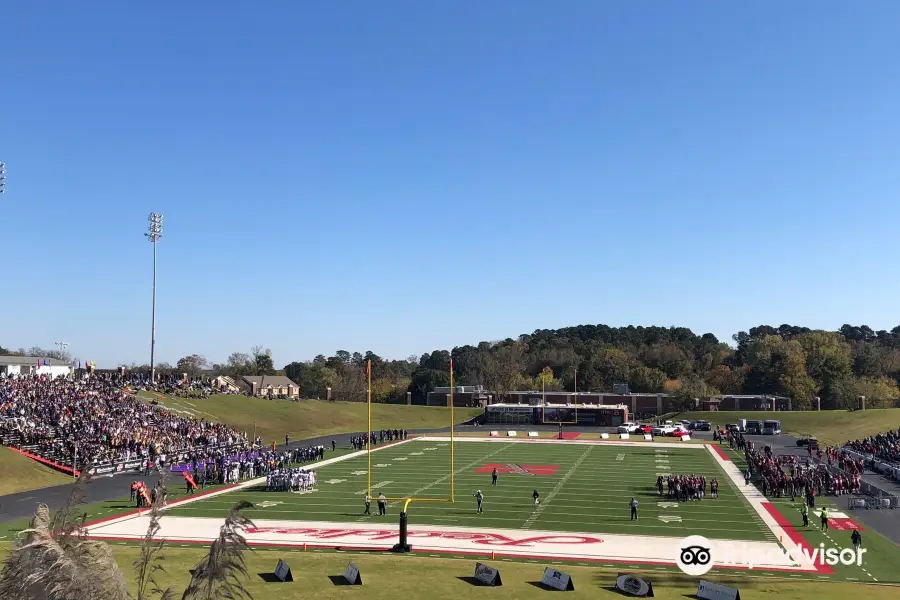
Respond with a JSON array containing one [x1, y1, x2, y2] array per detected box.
[[83, 436, 827, 574]]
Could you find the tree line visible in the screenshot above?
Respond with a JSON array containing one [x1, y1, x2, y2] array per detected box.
[[7, 323, 900, 409], [283, 323, 900, 408]]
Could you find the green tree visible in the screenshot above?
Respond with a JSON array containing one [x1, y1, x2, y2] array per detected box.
[[640, 343, 693, 379], [176, 354, 209, 379], [795, 331, 852, 391], [855, 376, 900, 409], [581, 346, 633, 392], [250, 346, 276, 376], [628, 366, 667, 393], [669, 374, 719, 412]]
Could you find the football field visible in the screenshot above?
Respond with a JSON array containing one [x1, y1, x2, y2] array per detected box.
[[86, 437, 832, 573], [163, 438, 773, 542]]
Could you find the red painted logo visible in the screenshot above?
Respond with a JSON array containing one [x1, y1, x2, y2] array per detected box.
[[243, 526, 601, 547], [475, 463, 560, 476]]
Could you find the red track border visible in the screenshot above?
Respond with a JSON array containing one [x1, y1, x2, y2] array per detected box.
[[4, 445, 80, 477]]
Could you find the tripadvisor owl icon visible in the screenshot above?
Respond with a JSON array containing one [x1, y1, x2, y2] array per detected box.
[[677, 535, 713, 576]]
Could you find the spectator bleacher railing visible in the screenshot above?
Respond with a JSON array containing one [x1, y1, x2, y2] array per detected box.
[[814, 454, 899, 509]]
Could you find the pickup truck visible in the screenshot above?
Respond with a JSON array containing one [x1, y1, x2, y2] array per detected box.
[[617, 422, 643, 434]]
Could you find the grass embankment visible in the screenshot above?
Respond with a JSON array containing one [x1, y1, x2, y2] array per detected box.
[[675, 410, 900, 446], [138, 393, 482, 443], [0, 446, 72, 496]]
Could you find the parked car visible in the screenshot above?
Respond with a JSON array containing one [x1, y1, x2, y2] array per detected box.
[[797, 435, 818, 447], [692, 420, 711, 431], [639, 424, 655, 434], [668, 426, 688, 437], [653, 425, 675, 436], [617, 422, 642, 434]]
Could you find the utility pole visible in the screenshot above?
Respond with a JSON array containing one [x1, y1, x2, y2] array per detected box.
[[55, 342, 69, 377], [145, 213, 163, 383]]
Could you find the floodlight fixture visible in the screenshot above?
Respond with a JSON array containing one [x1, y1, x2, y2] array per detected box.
[[145, 213, 164, 382]]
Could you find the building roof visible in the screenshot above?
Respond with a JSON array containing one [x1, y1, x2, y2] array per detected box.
[[0, 355, 71, 367], [241, 375, 298, 388]]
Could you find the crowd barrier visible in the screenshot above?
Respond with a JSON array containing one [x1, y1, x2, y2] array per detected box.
[[818, 453, 900, 509], [85, 442, 248, 476], [840, 447, 900, 482]]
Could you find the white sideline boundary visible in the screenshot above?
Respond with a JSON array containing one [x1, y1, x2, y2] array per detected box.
[[86, 437, 416, 531], [417, 435, 703, 450], [703, 444, 794, 552]]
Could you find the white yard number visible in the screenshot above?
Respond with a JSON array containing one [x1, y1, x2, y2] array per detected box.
[[658, 515, 682, 523]]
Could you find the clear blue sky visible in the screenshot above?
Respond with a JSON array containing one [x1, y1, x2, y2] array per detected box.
[[3, 2, 900, 368]]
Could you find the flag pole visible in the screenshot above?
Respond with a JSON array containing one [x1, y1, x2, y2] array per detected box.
[[367, 359, 372, 497], [450, 359, 454, 503]]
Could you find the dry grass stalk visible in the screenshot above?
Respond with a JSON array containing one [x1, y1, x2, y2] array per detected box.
[[181, 500, 255, 600], [0, 471, 130, 600], [134, 471, 176, 600]]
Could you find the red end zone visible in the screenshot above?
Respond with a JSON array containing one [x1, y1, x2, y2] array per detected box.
[[476, 463, 560, 476]]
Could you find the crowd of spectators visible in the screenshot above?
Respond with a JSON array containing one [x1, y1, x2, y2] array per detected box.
[[0, 373, 247, 469], [739, 437, 861, 504], [844, 430, 900, 465]]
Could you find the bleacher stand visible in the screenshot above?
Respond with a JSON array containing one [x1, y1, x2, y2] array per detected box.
[[0, 373, 247, 475]]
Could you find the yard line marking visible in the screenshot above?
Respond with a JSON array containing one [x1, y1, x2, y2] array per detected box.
[[658, 515, 682, 523], [354, 481, 393, 495], [386, 444, 514, 509], [521, 446, 594, 530]]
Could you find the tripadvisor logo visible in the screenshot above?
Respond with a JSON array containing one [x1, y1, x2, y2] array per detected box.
[[677, 536, 714, 576], [675, 535, 867, 575]]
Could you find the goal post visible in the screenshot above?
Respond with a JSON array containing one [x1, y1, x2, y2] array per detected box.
[[540, 367, 578, 425], [366, 358, 456, 506]]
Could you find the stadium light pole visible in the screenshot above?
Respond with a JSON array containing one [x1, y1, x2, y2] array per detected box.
[[55, 341, 69, 376], [145, 213, 163, 383]]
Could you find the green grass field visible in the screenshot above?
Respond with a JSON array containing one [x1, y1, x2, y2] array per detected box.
[[137, 393, 482, 443], [0, 446, 72, 496], [675, 409, 900, 446], [165, 439, 769, 541]]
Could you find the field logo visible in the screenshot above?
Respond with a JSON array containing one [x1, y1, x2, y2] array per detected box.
[[475, 463, 560, 476], [677, 535, 713, 576]]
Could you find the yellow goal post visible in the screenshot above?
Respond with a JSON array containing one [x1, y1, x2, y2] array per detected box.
[[540, 367, 579, 425], [367, 358, 456, 505]]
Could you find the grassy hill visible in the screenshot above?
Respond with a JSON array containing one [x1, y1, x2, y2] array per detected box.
[[138, 392, 482, 443], [0, 446, 72, 496], [675, 409, 900, 446]]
